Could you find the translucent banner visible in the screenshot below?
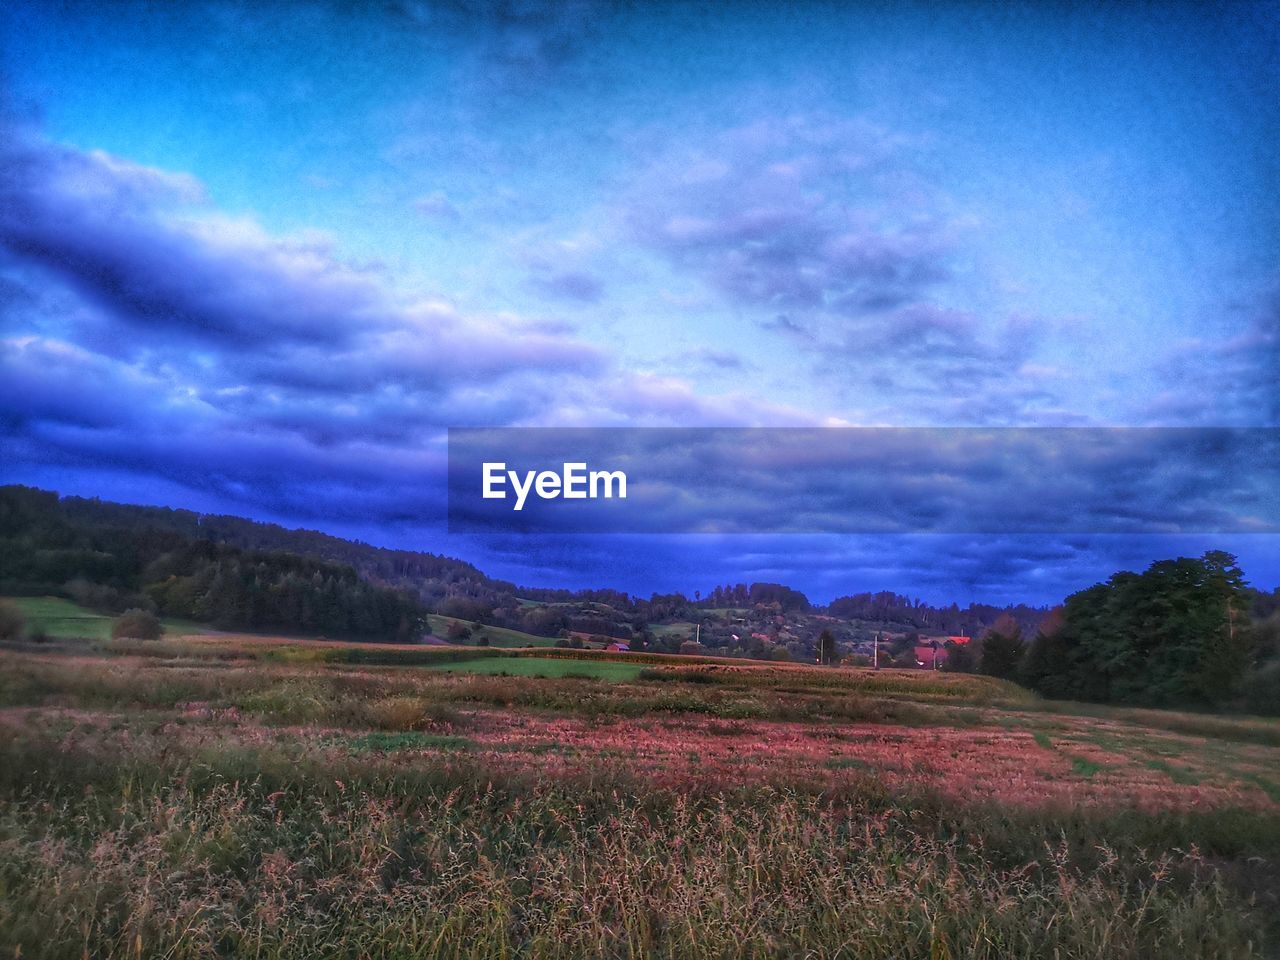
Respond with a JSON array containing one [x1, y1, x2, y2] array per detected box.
[[446, 427, 1280, 534]]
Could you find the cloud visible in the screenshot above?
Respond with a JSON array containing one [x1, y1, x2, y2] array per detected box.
[[391, 0, 603, 91], [616, 114, 1087, 424], [459, 530, 1280, 606], [1145, 291, 1280, 426], [685, 348, 749, 371], [447, 426, 1280, 538], [528, 269, 604, 303], [0, 140, 388, 349], [628, 116, 954, 321], [413, 191, 462, 222], [0, 118, 838, 529]]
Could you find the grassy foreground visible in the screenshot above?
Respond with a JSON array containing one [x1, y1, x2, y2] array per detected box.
[[0, 634, 1277, 958]]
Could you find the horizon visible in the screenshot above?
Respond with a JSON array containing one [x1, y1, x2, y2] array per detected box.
[[10, 481, 1278, 611], [2, 0, 1277, 605]]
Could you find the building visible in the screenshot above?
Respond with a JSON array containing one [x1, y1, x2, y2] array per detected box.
[[914, 644, 946, 669]]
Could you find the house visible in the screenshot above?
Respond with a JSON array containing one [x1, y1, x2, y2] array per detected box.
[[914, 644, 946, 669], [605, 642, 630, 652]]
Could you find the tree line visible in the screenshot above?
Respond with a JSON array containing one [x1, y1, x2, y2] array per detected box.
[[948, 551, 1276, 712], [1, 486, 425, 640]]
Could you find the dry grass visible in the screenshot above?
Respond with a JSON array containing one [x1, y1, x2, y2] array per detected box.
[[0, 641, 1277, 958]]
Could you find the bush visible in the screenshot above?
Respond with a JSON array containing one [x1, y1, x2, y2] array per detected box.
[[112, 609, 163, 641], [1239, 659, 1280, 716], [65, 578, 129, 613], [0, 600, 25, 642]]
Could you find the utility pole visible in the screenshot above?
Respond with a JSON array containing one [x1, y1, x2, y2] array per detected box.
[[873, 631, 879, 669]]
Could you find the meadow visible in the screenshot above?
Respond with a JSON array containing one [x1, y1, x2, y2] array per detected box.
[[9, 595, 206, 641], [0, 626, 1277, 958]]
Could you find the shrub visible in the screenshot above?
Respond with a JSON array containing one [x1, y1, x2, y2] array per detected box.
[[66, 578, 130, 613], [112, 609, 163, 641], [1239, 659, 1280, 716], [0, 600, 24, 642]]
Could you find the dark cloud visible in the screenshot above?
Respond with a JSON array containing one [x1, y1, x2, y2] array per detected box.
[[0, 139, 388, 349], [686, 348, 748, 371], [529, 269, 604, 303]]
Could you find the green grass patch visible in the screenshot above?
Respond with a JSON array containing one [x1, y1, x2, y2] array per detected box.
[[422, 656, 647, 681], [424, 614, 559, 648], [1033, 731, 1054, 750], [346, 732, 474, 752], [1144, 758, 1201, 785], [1070, 756, 1103, 778], [1240, 772, 1280, 803], [649, 621, 698, 638], [824, 757, 873, 770], [6, 595, 204, 640]]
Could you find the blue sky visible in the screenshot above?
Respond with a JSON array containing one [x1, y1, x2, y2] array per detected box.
[[1, 0, 1277, 604]]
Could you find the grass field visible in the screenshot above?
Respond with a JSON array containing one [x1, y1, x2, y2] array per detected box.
[[5, 595, 207, 640], [0, 631, 1277, 958], [425, 613, 560, 647], [649, 620, 698, 638], [420, 655, 647, 680]]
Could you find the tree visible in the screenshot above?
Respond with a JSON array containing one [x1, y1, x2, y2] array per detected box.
[[816, 629, 837, 666], [941, 640, 975, 673], [1022, 552, 1254, 707], [0, 600, 25, 642], [112, 608, 162, 641], [980, 614, 1025, 680]]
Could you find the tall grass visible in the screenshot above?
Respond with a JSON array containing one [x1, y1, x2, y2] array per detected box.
[[1, 646, 1277, 958], [0, 732, 1271, 960]]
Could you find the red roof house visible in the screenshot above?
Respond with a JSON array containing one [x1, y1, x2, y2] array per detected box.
[[914, 644, 947, 669]]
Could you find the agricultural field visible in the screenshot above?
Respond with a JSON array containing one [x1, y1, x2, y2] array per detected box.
[[0, 633, 1277, 958]]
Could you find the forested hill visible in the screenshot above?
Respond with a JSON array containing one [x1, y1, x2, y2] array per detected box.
[[0, 485, 428, 640], [51, 488, 513, 607]]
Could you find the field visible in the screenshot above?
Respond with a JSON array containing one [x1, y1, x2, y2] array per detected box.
[[0, 630, 1277, 958], [10, 595, 206, 640], [424, 614, 560, 648]]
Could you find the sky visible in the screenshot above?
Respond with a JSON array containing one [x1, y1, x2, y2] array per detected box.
[[1, 0, 1277, 604]]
